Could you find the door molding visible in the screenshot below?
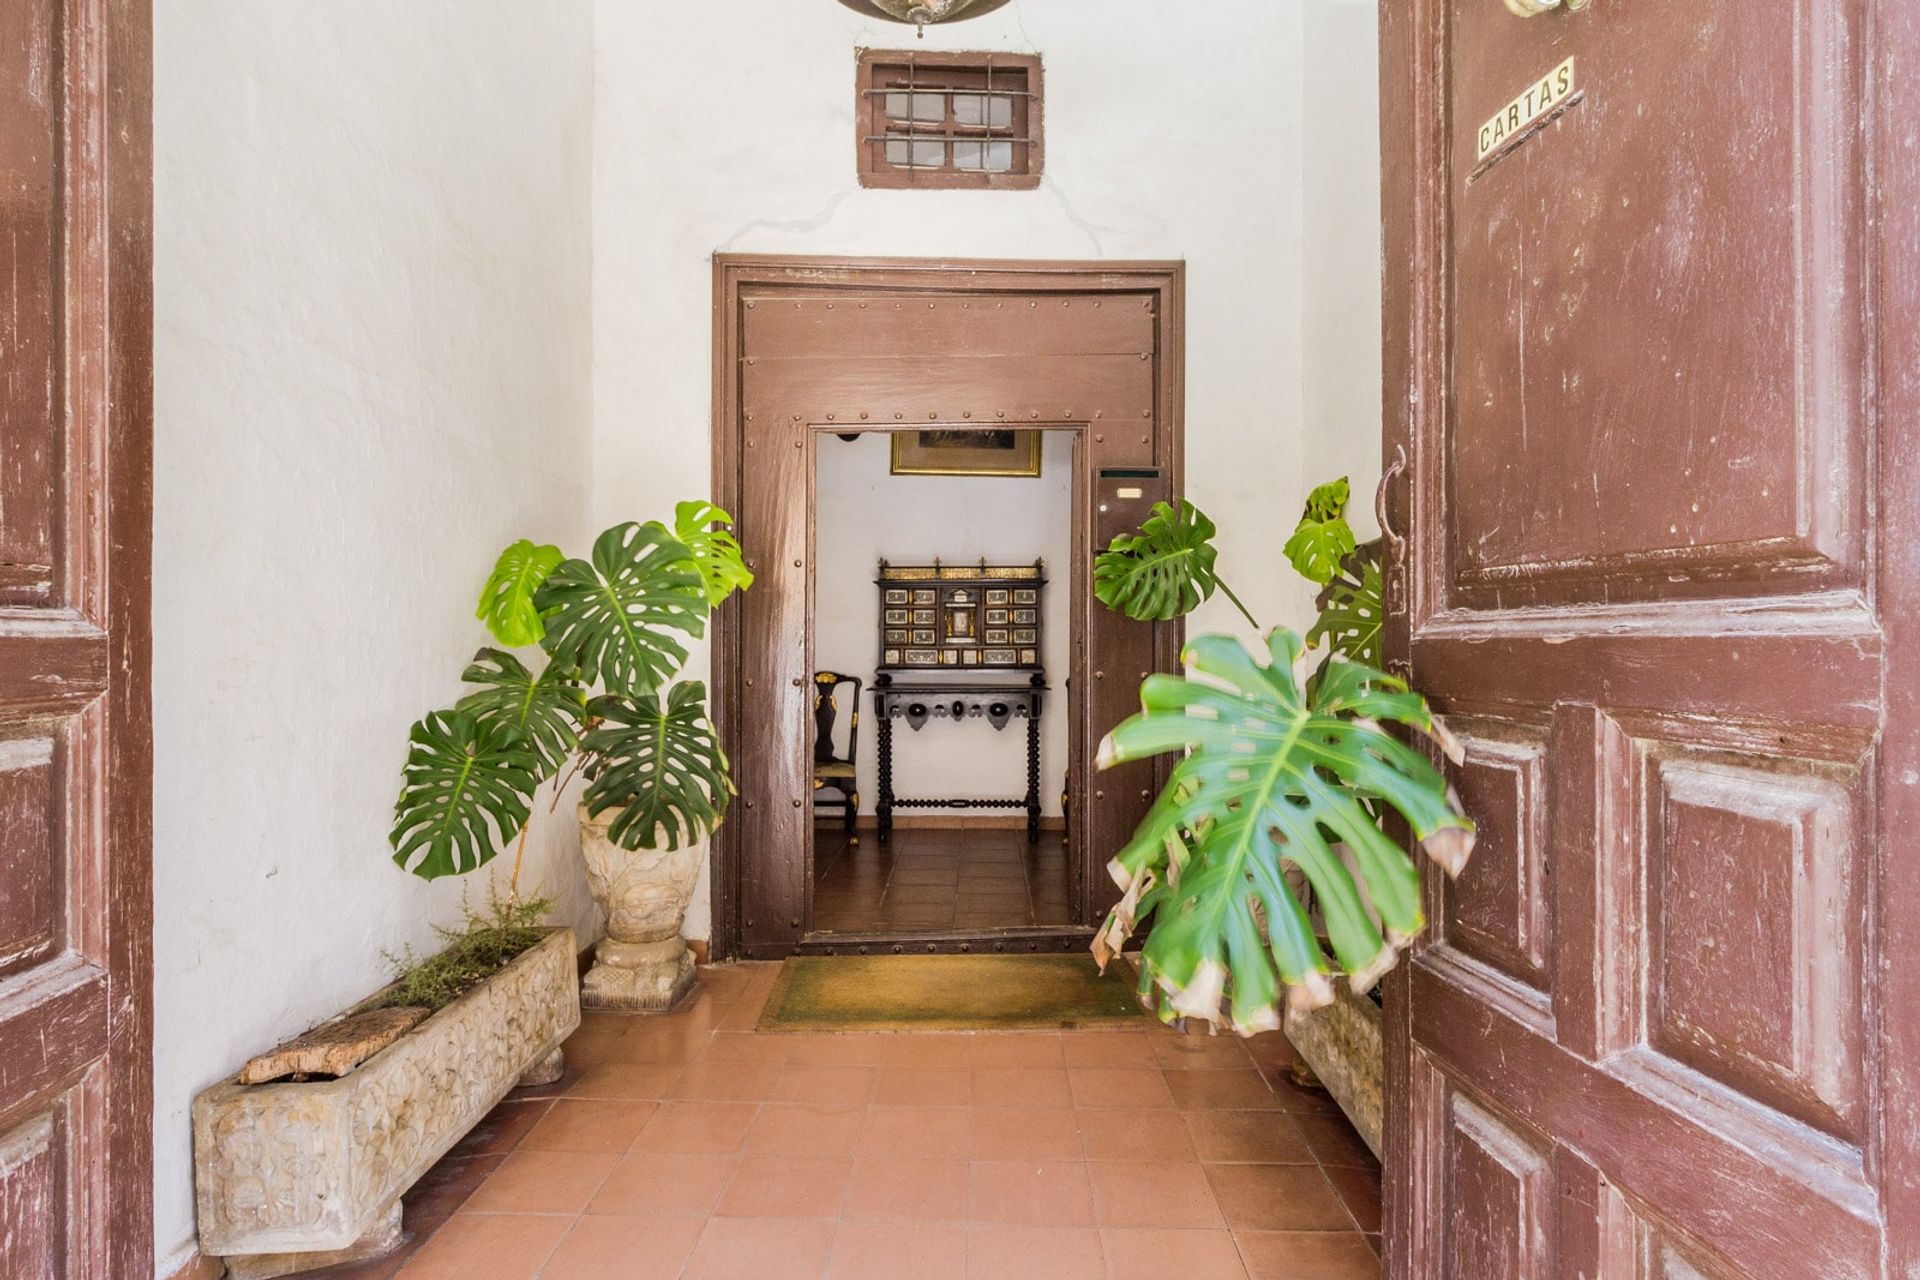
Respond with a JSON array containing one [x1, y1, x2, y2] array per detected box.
[[709, 255, 1184, 960]]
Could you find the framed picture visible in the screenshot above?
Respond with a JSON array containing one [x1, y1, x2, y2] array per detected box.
[[891, 429, 1042, 478]]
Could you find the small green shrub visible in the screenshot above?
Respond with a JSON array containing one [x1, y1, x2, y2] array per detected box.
[[378, 891, 555, 1012]]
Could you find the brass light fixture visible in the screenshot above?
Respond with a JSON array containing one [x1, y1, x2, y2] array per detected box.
[[837, 0, 1015, 37]]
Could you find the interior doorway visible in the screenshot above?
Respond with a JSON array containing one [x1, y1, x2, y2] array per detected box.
[[810, 428, 1077, 935], [710, 256, 1185, 960]]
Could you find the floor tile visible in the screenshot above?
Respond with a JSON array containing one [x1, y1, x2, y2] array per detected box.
[[873, 1066, 972, 1107], [519, 1099, 657, 1153], [669, 1059, 783, 1102], [967, 1160, 1095, 1227], [843, 1157, 970, 1223], [585, 1150, 733, 1218], [460, 1149, 620, 1215], [1235, 1230, 1383, 1279], [772, 1064, 879, 1105], [632, 1101, 759, 1154], [717, 1154, 852, 1219], [1185, 1111, 1314, 1164], [1167, 1070, 1286, 1111], [828, 1223, 968, 1279], [1070, 1067, 1176, 1110], [972, 1067, 1074, 1108], [965, 1225, 1106, 1279], [539, 1215, 705, 1279], [1088, 1160, 1224, 1229], [1061, 1030, 1161, 1068], [1325, 1164, 1383, 1232], [393, 1212, 572, 1279], [682, 1217, 837, 1279], [966, 1034, 1067, 1070], [1293, 1113, 1382, 1170], [745, 1103, 868, 1157], [859, 1105, 971, 1159], [1101, 1227, 1249, 1279], [1205, 1165, 1354, 1232], [969, 1107, 1082, 1160], [1078, 1108, 1198, 1162], [563, 1061, 686, 1100]]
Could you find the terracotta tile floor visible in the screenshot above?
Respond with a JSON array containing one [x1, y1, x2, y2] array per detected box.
[[813, 826, 1073, 933], [307, 962, 1381, 1280]]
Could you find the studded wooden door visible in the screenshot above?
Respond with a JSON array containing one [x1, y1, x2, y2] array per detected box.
[[0, 0, 154, 1275], [711, 258, 1184, 959], [1382, 0, 1918, 1275]]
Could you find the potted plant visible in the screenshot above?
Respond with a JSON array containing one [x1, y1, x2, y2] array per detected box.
[[390, 501, 751, 1011], [1089, 481, 1473, 1154]]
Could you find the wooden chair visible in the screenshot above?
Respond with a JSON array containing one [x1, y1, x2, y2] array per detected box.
[[812, 671, 862, 842]]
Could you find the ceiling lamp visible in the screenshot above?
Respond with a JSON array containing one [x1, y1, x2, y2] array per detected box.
[[837, 0, 1015, 37]]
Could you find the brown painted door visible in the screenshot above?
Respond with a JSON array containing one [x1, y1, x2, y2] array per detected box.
[[0, 1, 153, 1275], [1383, 1, 1914, 1276]]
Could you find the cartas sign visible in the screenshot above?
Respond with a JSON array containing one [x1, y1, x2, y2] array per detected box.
[[1477, 57, 1577, 162]]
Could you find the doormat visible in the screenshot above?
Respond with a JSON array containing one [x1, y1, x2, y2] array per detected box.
[[757, 953, 1145, 1033]]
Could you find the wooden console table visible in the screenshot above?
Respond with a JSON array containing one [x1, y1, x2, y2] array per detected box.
[[872, 673, 1046, 844]]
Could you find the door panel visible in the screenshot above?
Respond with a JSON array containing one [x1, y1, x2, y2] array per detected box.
[[1445, 0, 1865, 609], [1384, 0, 1899, 1275], [0, 0, 153, 1274]]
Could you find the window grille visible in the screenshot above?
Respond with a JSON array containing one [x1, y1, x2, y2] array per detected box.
[[857, 51, 1043, 190]]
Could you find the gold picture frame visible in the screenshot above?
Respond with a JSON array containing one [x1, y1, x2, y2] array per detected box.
[[891, 429, 1042, 478]]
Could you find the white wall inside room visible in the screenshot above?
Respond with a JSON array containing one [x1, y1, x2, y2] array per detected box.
[[151, 2, 595, 1270], [813, 433, 1073, 819], [593, 0, 1342, 941]]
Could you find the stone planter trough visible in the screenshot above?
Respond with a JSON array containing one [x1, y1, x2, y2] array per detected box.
[[192, 927, 580, 1275], [1285, 983, 1383, 1158]]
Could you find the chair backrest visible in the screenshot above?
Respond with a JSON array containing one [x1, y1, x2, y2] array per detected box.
[[812, 671, 862, 766]]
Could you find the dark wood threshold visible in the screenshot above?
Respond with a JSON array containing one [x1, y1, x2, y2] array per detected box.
[[741, 926, 1097, 961]]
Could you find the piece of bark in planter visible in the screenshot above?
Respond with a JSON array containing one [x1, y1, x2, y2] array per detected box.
[[238, 1006, 431, 1085]]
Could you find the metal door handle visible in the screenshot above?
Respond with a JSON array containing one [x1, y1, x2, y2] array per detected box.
[[1376, 445, 1408, 559]]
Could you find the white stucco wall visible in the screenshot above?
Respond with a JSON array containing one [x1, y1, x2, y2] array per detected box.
[[151, 3, 596, 1269], [592, 0, 1316, 941], [814, 432, 1074, 817], [1304, 0, 1386, 541]]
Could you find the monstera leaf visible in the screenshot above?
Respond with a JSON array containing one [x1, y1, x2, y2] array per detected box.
[[455, 648, 588, 779], [476, 539, 564, 648], [581, 682, 733, 851], [1283, 477, 1358, 586], [1308, 545, 1385, 669], [1095, 500, 1256, 627], [535, 522, 709, 698], [672, 501, 754, 608], [390, 711, 542, 881], [1095, 629, 1475, 1033]]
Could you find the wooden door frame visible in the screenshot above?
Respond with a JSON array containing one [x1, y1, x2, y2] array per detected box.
[[709, 254, 1185, 961]]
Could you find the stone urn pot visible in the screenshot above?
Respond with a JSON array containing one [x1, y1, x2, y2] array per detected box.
[[579, 804, 701, 1011]]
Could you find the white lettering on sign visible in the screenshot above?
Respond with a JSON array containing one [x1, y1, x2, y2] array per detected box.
[[1477, 57, 1576, 162]]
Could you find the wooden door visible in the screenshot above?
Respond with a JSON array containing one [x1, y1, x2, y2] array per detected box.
[[0, 0, 153, 1275], [1382, 1, 1916, 1275], [711, 257, 1183, 959]]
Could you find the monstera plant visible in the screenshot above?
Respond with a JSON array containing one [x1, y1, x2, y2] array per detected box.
[[391, 502, 752, 888], [1089, 485, 1472, 1035]]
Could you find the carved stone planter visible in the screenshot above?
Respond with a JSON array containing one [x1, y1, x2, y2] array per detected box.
[[193, 928, 580, 1272], [579, 805, 700, 1011], [1285, 984, 1383, 1158]]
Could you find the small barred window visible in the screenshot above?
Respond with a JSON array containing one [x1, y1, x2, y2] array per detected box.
[[856, 51, 1043, 190]]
